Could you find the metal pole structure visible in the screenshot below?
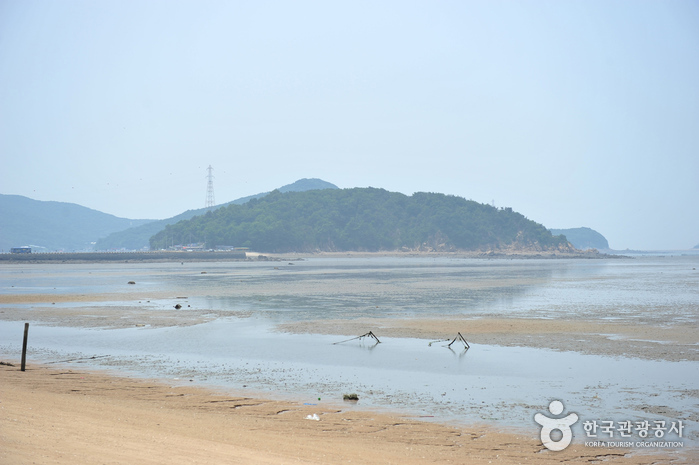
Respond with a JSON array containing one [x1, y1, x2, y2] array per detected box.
[[205, 165, 215, 208]]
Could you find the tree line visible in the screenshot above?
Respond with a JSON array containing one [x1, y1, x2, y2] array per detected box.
[[149, 188, 569, 252]]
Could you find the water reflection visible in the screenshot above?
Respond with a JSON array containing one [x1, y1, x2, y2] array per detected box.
[[445, 346, 469, 358], [1, 320, 695, 446], [346, 340, 380, 351], [1, 256, 697, 445], [196, 257, 570, 321]]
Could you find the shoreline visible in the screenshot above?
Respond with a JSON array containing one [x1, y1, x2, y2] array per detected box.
[[1, 363, 693, 464], [0, 248, 621, 263], [2, 256, 696, 463], [297, 249, 624, 259]]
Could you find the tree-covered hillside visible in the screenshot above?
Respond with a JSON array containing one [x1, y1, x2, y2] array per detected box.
[[549, 227, 609, 250], [95, 178, 338, 250], [150, 188, 570, 253]]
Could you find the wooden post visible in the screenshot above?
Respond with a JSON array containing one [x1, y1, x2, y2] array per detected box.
[[21, 323, 29, 372]]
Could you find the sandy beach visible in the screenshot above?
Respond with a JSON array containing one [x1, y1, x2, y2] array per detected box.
[[2, 363, 694, 465], [1, 256, 697, 463]]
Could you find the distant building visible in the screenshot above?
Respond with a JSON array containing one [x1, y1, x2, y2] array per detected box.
[[182, 243, 206, 251], [10, 247, 32, 254]]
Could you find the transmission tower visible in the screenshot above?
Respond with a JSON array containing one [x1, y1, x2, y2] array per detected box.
[[205, 165, 215, 208]]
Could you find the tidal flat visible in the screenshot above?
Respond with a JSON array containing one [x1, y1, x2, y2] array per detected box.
[[1, 254, 697, 459]]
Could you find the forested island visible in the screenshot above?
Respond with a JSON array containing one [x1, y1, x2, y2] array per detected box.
[[549, 227, 609, 250], [150, 188, 572, 253]]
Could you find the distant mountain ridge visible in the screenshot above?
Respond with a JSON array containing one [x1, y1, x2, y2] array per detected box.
[[549, 227, 609, 250], [94, 178, 338, 250], [0, 194, 154, 252], [0, 179, 337, 252], [151, 188, 572, 253]]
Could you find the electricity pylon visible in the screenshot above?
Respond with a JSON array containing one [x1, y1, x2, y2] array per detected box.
[[205, 165, 215, 208]]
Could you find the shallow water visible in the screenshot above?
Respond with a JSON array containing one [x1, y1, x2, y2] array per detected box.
[[3, 256, 697, 325], [1, 318, 696, 444], [1, 255, 698, 446]]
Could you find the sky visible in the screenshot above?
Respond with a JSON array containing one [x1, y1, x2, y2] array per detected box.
[[1, 1, 697, 250]]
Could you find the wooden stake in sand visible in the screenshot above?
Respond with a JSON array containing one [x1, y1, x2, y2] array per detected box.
[[21, 322, 29, 371], [333, 331, 381, 345]]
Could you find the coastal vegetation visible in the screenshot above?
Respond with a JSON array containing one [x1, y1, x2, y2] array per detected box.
[[94, 178, 338, 250], [549, 227, 609, 250], [149, 188, 570, 253]]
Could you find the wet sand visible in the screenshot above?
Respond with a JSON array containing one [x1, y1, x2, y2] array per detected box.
[[1, 364, 693, 465], [2, 289, 695, 361], [279, 317, 699, 362], [2, 258, 696, 463]]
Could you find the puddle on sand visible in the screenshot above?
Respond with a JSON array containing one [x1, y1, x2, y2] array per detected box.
[[1, 318, 696, 445], [2, 256, 696, 448]]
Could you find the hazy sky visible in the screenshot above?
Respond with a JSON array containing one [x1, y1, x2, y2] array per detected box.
[[1, 1, 697, 250]]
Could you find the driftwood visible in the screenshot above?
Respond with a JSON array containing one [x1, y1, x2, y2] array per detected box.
[[333, 331, 381, 345], [447, 332, 470, 349], [429, 333, 470, 350]]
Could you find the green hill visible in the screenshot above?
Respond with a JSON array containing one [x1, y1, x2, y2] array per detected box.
[[0, 194, 154, 252], [150, 188, 571, 253], [549, 227, 609, 250], [94, 178, 338, 250]]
